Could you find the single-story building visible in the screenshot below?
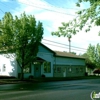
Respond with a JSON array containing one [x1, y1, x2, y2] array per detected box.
[[0, 43, 86, 78], [53, 51, 85, 77]]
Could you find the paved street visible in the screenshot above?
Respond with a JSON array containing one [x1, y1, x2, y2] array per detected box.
[[0, 79, 100, 100]]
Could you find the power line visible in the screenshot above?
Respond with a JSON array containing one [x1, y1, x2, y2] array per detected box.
[[0, 2, 12, 14], [42, 42, 86, 52], [0, 0, 79, 11], [42, 38, 87, 51], [29, 0, 80, 11], [11, 0, 76, 16], [44, 0, 80, 11], [0, 8, 4, 14], [0, 2, 14, 9], [0, 1, 85, 53]]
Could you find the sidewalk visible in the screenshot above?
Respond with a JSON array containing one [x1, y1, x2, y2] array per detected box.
[[0, 79, 24, 85], [0, 76, 100, 85]]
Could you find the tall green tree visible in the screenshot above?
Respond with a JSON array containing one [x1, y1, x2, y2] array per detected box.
[[86, 44, 100, 68], [52, 0, 100, 36], [0, 12, 44, 80], [82, 53, 96, 70]]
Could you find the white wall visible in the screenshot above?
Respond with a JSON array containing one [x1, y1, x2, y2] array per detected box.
[[0, 54, 18, 77]]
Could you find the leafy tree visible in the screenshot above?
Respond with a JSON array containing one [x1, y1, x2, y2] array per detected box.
[[86, 44, 100, 68], [52, 0, 100, 36], [0, 12, 44, 80], [81, 44, 100, 74], [82, 53, 96, 69]]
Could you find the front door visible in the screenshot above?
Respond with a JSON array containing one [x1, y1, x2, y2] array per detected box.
[[34, 64, 41, 77]]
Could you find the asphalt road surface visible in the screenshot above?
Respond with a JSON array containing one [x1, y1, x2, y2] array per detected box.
[[0, 79, 100, 100]]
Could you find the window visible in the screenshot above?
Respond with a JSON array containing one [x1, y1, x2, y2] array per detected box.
[[23, 63, 31, 73], [80, 68, 83, 72], [57, 67, 61, 73], [76, 67, 83, 73], [3, 64, 6, 72], [54, 66, 61, 73], [34, 62, 41, 64], [23, 67, 31, 73], [76, 68, 79, 73], [43, 62, 51, 73]]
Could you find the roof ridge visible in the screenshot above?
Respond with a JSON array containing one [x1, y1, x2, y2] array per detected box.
[[54, 51, 85, 59]]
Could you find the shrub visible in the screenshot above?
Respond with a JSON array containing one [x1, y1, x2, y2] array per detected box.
[[29, 75, 34, 79], [41, 74, 45, 78]]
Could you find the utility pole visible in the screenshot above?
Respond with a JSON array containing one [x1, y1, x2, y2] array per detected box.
[[67, 34, 71, 53]]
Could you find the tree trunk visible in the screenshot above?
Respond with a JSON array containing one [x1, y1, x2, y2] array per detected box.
[[16, 60, 23, 80], [21, 67, 24, 80], [20, 47, 25, 80]]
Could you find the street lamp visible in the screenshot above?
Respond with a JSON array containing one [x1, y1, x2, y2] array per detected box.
[[67, 34, 72, 53]]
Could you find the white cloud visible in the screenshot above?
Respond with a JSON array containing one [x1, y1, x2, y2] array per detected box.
[[42, 26, 100, 54], [12, 0, 76, 34], [11, 0, 100, 54], [12, 0, 45, 16]]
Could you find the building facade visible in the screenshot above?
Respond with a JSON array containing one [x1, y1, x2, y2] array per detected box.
[[53, 51, 85, 77], [0, 43, 86, 78]]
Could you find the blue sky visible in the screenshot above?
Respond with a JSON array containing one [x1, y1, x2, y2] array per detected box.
[[0, 0, 100, 54]]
